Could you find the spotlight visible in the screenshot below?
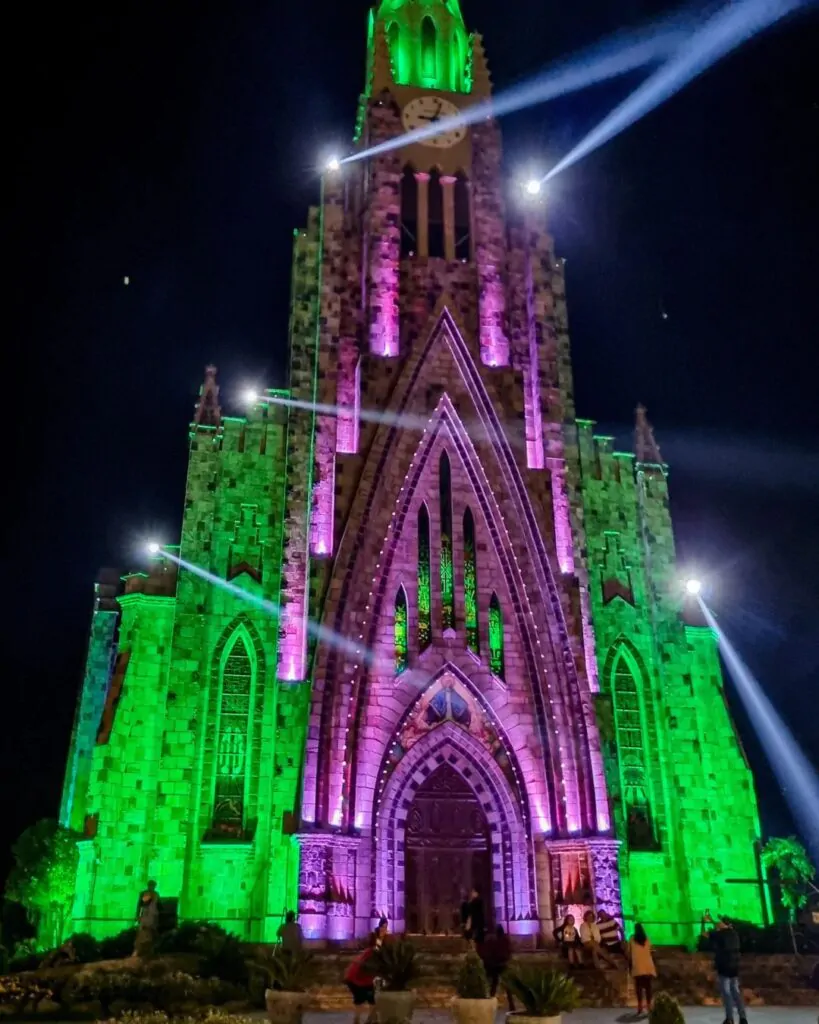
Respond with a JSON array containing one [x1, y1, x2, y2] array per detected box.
[[685, 578, 702, 596], [326, 156, 341, 173], [147, 542, 161, 555], [243, 388, 259, 405], [524, 178, 542, 196]]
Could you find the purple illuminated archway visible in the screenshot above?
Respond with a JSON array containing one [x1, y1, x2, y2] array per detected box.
[[373, 721, 538, 935]]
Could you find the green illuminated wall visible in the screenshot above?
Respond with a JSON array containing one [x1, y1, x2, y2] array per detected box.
[[59, 283, 313, 941], [578, 425, 766, 944]]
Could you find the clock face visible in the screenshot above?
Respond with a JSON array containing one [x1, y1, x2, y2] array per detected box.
[[401, 96, 466, 148]]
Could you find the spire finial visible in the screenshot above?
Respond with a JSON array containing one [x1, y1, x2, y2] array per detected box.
[[634, 403, 663, 465], [194, 365, 221, 427]]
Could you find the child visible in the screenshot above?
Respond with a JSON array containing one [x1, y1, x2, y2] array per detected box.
[[553, 914, 581, 966], [628, 923, 657, 1017]]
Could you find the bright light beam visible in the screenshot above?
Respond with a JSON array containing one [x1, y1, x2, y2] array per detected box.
[[343, 16, 692, 164], [698, 595, 819, 865], [544, 0, 813, 182], [159, 549, 376, 668], [256, 392, 530, 453]]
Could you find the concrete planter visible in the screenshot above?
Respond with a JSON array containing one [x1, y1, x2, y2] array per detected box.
[[507, 1014, 561, 1024], [374, 988, 416, 1023], [454, 996, 498, 1024], [265, 988, 308, 1024]]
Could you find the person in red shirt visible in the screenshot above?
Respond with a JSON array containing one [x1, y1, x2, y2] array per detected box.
[[344, 918, 388, 1024]]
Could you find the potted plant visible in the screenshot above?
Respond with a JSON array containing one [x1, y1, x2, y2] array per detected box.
[[371, 939, 419, 1023], [453, 951, 496, 1024], [264, 949, 315, 1024], [648, 992, 685, 1024], [503, 964, 579, 1024]]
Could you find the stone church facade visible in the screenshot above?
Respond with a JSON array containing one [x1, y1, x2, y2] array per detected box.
[[59, 0, 766, 947]]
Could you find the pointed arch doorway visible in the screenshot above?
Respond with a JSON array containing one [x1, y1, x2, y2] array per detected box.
[[404, 763, 491, 935]]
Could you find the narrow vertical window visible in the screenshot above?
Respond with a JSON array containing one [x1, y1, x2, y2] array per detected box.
[[612, 651, 656, 850], [388, 22, 401, 82], [420, 17, 437, 83], [454, 171, 471, 261], [428, 169, 444, 259], [463, 508, 479, 654], [488, 593, 504, 679], [418, 504, 432, 650], [395, 587, 409, 674], [439, 452, 455, 632], [401, 165, 418, 258], [213, 633, 253, 835]]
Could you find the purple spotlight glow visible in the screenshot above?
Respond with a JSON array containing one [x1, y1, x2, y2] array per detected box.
[[544, 0, 813, 182], [698, 596, 819, 864]]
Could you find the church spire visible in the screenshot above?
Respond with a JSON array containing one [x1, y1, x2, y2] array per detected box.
[[634, 403, 663, 465], [194, 365, 221, 427]]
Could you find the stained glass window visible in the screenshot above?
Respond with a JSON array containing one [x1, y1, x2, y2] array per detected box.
[[488, 593, 504, 679], [612, 652, 656, 850], [418, 504, 432, 650], [395, 587, 409, 674], [463, 507, 479, 654], [439, 452, 455, 631], [213, 633, 253, 833]]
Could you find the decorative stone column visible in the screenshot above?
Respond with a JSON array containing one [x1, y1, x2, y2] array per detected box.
[[415, 172, 429, 258], [441, 175, 456, 261], [588, 837, 624, 925]]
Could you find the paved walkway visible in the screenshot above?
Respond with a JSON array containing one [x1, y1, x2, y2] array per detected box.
[[290, 1010, 817, 1024]]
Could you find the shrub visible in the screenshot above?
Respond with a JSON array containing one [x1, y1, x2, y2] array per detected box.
[[65, 931, 101, 963], [262, 948, 316, 992], [456, 952, 490, 999], [649, 991, 685, 1024], [371, 939, 419, 992], [154, 920, 247, 984], [503, 965, 579, 1017], [0, 974, 54, 1012], [155, 920, 227, 954], [98, 926, 138, 959]]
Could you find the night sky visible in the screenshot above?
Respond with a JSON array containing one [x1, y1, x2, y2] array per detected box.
[[4, 0, 818, 881]]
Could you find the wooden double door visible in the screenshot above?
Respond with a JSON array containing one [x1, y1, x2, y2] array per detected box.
[[403, 763, 492, 935]]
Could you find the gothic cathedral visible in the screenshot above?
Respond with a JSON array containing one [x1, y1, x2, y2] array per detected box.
[[60, 0, 766, 947]]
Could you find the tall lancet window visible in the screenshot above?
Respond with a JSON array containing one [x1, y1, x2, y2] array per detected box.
[[417, 504, 432, 650], [488, 593, 505, 679], [428, 169, 445, 259], [439, 452, 455, 632], [394, 587, 409, 674], [400, 165, 418, 258], [420, 17, 437, 84], [463, 507, 479, 654], [611, 650, 656, 850], [454, 171, 471, 261], [213, 632, 254, 833]]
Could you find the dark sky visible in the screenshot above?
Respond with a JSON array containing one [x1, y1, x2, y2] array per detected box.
[[4, 0, 818, 880]]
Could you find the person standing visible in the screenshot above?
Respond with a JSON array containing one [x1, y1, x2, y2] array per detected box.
[[480, 924, 514, 1009], [133, 879, 160, 957], [580, 910, 618, 969], [343, 920, 387, 1024], [703, 912, 748, 1024], [553, 914, 582, 967], [628, 923, 657, 1017], [598, 909, 627, 958], [277, 910, 303, 952], [464, 888, 486, 945]]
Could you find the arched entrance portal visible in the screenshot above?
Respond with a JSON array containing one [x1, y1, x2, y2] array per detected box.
[[404, 763, 491, 934]]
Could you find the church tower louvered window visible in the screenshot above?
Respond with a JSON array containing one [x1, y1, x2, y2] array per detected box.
[[611, 650, 656, 851]]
